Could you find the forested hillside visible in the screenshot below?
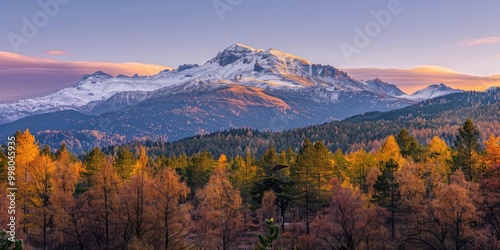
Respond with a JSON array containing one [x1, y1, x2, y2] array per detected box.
[[123, 88, 500, 159], [1, 118, 500, 249]]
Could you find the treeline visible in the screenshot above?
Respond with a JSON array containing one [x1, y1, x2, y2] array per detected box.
[[1, 118, 500, 249], [131, 89, 500, 158]]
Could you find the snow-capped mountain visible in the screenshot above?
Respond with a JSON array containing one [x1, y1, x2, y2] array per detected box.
[[362, 78, 407, 97], [0, 43, 396, 124], [407, 83, 462, 100], [0, 44, 467, 153], [0, 44, 357, 123]]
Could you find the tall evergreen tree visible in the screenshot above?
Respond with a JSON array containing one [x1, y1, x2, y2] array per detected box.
[[290, 139, 333, 234], [258, 146, 279, 175], [396, 128, 423, 161], [185, 151, 216, 196], [452, 119, 481, 181], [114, 147, 136, 181], [372, 159, 400, 238]]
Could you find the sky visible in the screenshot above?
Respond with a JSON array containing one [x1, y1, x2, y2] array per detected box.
[[1, 0, 499, 101]]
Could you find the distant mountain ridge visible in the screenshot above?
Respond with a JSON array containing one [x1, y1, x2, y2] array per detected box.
[[407, 83, 462, 100], [0, 44, 468, 153], [139, 88, 500, 158]]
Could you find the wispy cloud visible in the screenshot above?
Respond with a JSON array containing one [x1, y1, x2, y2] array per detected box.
[[459, 37, 500, 47], [0, 52, 172, 102], [343, 66, 500, 94], [42, 50, 73, 56]]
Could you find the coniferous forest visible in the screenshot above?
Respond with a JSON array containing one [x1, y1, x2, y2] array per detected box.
[[1, 117, 500, 249]]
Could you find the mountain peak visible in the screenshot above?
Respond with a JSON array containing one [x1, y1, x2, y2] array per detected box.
[[410, 83, 462, 100], [208, 43, 312, 67], [92, 71, 113, 77], [423, 83, 454, 91], [266, 48, 311, 65], [362, 78, 406, 96], [76, 71, 113, 86], [229, 43, 259, 52], [208, 43, 261, 67]]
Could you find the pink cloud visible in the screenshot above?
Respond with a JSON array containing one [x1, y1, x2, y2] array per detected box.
[[459, 37, 500, 46], [0, 51, 172, 102], [343, 66, 500, 94], [43, 50, 71, 56]]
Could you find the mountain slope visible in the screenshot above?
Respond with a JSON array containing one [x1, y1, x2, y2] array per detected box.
[[363, 78, 407, 97], [407, 83, 462, 100], [0, 44, 473, 153], [135, 88, 500, 158], [0, 44, 415, 125]]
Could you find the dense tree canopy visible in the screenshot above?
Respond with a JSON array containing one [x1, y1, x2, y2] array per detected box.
[[2, 120, 500, 249]]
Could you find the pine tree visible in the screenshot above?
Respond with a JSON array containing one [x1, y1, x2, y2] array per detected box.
[[396, 128, 423, 161], [250, 162, 292, 231], [185, 151, 216, 195], [291, 139, 333, 234], [452, 119, 481, 181], [114, 147, 136, 181], [258, 146, 279, 175], [230, 152, 257, 203], [372, 159, 400, 238], [83, 147, 106, 184]]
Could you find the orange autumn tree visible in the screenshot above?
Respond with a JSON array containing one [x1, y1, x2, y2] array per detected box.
[[479, 159, 500, 246], [50, 145, 84, 248], [426, 136, 452, 185], [257, 190, 279, 232], [116, 170, 152, 246], [84, 157, 121, 249], [312, 179, 388, 249], [15, 129, 39, 236], [376, 135, 404, 166], [26, 154, 56, 249], [484, 135, 500, 170], [432, 171, 483, 249], [345, 148, 377, 192], [116, 146, 155, 247], [195, 166, 245, 250], [148, 167, 191, 250]]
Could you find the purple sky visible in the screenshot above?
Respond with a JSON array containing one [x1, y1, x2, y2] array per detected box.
[[1, 0, 499, 101]]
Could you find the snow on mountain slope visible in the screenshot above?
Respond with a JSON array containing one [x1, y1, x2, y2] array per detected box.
[[0, 44, 368, 124], [362, 78, 407, 97], [0, 44, 458, 125], [404, 83, 462, 100], [0, 70, 190, 123]]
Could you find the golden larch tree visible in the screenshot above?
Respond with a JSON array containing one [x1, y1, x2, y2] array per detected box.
[[195, 166, 245, 250]]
